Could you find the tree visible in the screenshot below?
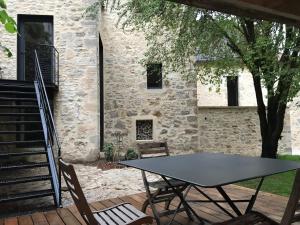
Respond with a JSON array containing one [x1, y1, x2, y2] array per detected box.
[[88, 0, 300, 158], [0, 0, 17, 57]]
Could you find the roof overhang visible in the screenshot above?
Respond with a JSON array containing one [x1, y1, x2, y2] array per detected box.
[[169, 0, 300, 26]]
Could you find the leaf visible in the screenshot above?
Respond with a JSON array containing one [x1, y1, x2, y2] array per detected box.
[[0, 0, 6, 9], [0, 43, 12, 57], [0, 10, 7, 24], [5, 22, 16, 33]]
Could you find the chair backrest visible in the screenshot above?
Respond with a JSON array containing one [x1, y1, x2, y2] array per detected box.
[[137, 142, 169, 194], [137, 142, 169, 159], [59, 159, 98, 225], [281, 169, 300, 225]]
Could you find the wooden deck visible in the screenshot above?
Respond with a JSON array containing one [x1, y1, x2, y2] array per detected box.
[[0, 185, 292, 225]]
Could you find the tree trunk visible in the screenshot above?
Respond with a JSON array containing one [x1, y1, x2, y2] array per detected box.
[[257, 100, 286, 159], [261, 133, 278, 158]]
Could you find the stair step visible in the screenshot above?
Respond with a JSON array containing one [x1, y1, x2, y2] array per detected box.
[[0, 162, 49, 171], [0, 91, 36, 96], [0, 105, 38, 109], [0, 121, 41, 125], [0, 113, 40, 116], [0, 97, 37, 102], [0, 175, 51, 186], [0, 140, 45, 145], [0, 83, 35, 90], [0, 189, 54, 203], [0, 130, 43, 134], [0, 150, 46, 157]]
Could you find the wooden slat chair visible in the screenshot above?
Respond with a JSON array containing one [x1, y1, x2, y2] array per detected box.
[[137, 142, 192, 225], [59, 159, 153, 225], [214, 169, 300, 225]]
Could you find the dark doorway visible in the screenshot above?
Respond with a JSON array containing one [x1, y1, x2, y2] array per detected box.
[[99, 34, 104, 151], [17, 15, 54, 81]]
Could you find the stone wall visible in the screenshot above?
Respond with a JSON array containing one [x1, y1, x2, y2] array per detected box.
[[0, 0, 297, 162], [98, 9, 199, 153], [198, 106, 292, 156], [0, 0, 100, 162], [289, 99, 300, 155]]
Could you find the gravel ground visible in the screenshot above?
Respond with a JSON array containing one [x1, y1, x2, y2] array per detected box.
[[62, 163, 159, 206]]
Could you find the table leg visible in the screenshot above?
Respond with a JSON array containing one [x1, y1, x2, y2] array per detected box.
[[192, 185, 235, 218], [161, 176, 207, 225], [217, 186, 243, 216], [245, 177, 265, 213]]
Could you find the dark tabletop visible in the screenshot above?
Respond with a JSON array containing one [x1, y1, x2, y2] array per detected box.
[[120, 152, 300, 188]]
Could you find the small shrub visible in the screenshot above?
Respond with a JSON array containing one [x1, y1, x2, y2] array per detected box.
[[103, 143, 114, 162], [125, 148, 138, 160]]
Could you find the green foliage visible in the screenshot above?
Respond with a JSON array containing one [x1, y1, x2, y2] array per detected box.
[[0, 0, 17, 57], [125, 148, 138, 160], [103, 143, 115, 162]]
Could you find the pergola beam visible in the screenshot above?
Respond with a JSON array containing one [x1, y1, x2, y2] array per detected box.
[[169, 0, 300, 26]]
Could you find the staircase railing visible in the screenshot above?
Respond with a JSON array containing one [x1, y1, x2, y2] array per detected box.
[[34, 49, 62, 207], [35, 44, 59, 87]]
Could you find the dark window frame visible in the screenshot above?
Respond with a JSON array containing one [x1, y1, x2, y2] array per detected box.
[[147, 63, 163, 89], [227, 76, 239, 106]]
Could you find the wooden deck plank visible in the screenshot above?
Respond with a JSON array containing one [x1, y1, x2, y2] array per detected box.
[[66, 206, 86, 225], [31, 213, 49, 225], [4, 217, 18, 225], [0, 185, 292, 225], [18, 216, 33, 225], [56, 208, 81, 225], [43, 211, 64, 225]]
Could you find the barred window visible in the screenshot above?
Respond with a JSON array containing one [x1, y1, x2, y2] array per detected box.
[[136, 120, 153, 140]]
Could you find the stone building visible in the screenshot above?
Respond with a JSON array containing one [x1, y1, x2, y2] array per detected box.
[[0, 0, 298, 164]]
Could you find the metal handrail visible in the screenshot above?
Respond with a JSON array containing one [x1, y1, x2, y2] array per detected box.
[[34, 49, 61, 207], [35, 50, 61, 153], [36, 44, 59, 87]]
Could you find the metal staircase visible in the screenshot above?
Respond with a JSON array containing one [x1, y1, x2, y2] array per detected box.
[[0, 47, 61, 214]]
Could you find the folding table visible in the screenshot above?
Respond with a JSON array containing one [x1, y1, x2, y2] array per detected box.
[[120, 152, 300, 224]]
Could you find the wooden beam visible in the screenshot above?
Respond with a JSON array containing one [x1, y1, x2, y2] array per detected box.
[[169, 0, 300, 26]]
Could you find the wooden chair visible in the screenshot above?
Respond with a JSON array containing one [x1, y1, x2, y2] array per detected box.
[[214, 169, 300, 225], [137, 142, 192, 225], [59, 159, 153, 225]]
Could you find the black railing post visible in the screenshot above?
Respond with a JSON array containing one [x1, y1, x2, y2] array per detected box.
[[34, 49, 62, 207]]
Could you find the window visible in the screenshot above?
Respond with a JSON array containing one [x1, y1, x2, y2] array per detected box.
[[227, 76, 239, 106], [136, 120, 153, 140], [147, 63, 162, 89]]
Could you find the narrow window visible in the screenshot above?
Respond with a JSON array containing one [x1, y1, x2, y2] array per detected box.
[[227, 76, 239, 106], [147, 63, 162, 89], [136, 120, 153, 140]]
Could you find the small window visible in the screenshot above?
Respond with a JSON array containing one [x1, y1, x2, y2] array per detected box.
[[227, 76, 239, 106], [136, 120, 153, 140], [147, 63, 162, 89]]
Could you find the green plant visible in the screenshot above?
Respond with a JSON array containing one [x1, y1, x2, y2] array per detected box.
[[103, 143, 114, 162], [125, 148, 138, 160], [0, 0, 17, 57]]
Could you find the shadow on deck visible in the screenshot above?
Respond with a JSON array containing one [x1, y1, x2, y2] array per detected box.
[[0, 185, 291, 225]]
